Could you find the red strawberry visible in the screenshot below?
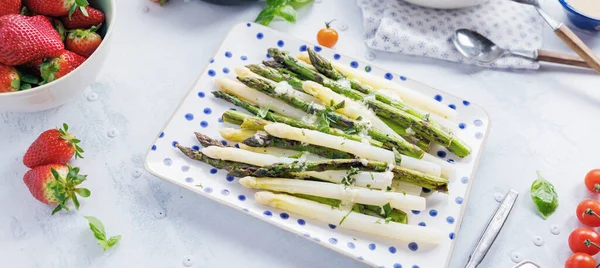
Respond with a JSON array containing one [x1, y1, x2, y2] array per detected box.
[[23, 0, 89, 17], [65, 25, 102, 57], [0, 64, 20, 93], [0, 15, 64, 66], [0, 0, 21, 17], [23, 123, 84, 168], [40, 50, 86, 83], [152, 0, 169, 6], [60, 6, 104, 30], [23, 164, 90, 215]]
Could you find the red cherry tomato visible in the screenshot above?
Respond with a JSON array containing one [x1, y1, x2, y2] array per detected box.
[[569, 228, 600, 255], [565, 253, 596, 268], [585, 169, 600, 193], [577, 199, 600, 227], [317, 20, 339, 48]]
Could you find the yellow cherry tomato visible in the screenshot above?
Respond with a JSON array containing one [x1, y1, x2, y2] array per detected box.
[[317, 20, 338, 48]]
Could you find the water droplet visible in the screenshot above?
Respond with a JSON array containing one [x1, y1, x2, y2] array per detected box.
[[107, 128, 119, 138], [182, 256, 193, 267], [532, 236, 544, 246], [338, 23, 348, 31], [510, 252, 522, 263], [549, 224, 560, 235], [154, 209, 166, 219], [315, 0, 322, 3], [132, 168, 143, 178], [87, 92, 99, 101], [494, 192, 504, 202], [365, 52, 376, 61], [142, 6, 149, 13]]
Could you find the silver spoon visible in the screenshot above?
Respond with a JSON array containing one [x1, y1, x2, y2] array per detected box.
[[510, 0, 600, 73], [453, 29, 592, 69]]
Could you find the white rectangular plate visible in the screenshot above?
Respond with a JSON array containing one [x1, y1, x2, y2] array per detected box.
[[144, 22, 490, 268]]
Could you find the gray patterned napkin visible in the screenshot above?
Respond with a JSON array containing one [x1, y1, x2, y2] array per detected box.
[[358, 0, 545, 69]]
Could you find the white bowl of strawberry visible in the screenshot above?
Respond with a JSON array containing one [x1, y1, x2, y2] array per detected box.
[[0, 0, 115, 112]]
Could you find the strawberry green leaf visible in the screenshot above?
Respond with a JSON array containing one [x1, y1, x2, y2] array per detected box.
[[50, 168, 61, 181], [20, 83, 32, 90], [276, 5, 297, 23], [75, 188, 91, 197], [10, 79, 20, 90], [51, 205, 63, 215], [79, 6, 89, 17], [20, 74, 40, 84], [68, 5, 78, 19], [72, 194, 80, 210], [85, 216, 106, 241], [63, 123, 69, 132]]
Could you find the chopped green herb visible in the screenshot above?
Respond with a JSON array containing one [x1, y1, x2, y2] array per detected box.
[[341, 167, 360, 186], [339, 209, 353, 226], [257, 105, 270, 119], [195, 184, 203, 188]]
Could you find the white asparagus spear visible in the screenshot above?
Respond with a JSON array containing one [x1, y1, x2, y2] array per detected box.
[[263, 123, 395, 164], [293, 170, 393, 189], [202, 146, 296, 167], [302, 81, 401, 140], [297, 52, 456, 119], [255, 191, 443, 244], [397, 154, 442, 177], [421, 153, 455, 179], [235, 66, 321, 103], [215, 77, 307, 120], [391, 180, 423, 196], [219, 128, 257, 142], [241, 177, 425, 211], [239, 144, 324, 160]]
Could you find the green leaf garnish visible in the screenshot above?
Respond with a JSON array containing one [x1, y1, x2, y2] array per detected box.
[[530, 171, 559, 219], [85, 216, 121, 251]]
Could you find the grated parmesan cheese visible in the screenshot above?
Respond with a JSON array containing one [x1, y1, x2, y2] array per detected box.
[[337, 78, 351, 89], [359, 158, 369, 166], [274, 81, 293, 95]]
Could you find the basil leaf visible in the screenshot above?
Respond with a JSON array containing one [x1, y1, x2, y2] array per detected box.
[[530, 171, 559, 219], [276, 5, 297, 23], [267, 0, 286, 5], [107, 235, 122, 247], [84, 216, 106, 241], [255, 6, 276, 26]]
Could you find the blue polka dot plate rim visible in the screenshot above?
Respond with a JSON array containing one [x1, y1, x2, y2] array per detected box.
[[144, 22, 491, 268]]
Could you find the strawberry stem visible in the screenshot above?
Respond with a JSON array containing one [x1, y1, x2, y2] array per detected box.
[[49, 165, 90, 215], [58, 123, 84, 159]]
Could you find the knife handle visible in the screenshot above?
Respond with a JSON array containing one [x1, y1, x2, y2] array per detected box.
[[554, 24, 600, 73], [465, 190, 519, 268], [537, 49, 591, 69]]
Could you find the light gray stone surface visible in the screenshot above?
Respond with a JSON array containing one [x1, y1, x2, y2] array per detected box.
[[1, 0, 599, 267]]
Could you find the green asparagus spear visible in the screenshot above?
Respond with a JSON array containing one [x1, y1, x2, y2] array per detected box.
[[178, 144, 448, 192], [306, 47, 424, 118], [268, 48, 471, 157], [236, 75, 424, 159], [213, 91, 384, 147]]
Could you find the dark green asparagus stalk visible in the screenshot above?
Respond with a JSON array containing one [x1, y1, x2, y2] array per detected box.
[[243, 159, 448, 192], [213, 91, 384, 147], [176, 144, 259, 177], [195, 132, 233, 148], [236, 75, 424, 159], [381, 118, 431, 151], [268, 48, 471, 157], [178, 143, 448, 192], [249, 64, 431, 152], [236, 75, 362, 131], [243, 132, 353, 159], [306, 47, 424, 118]]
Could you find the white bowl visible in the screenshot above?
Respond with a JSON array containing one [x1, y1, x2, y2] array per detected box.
[[403, 0, 489, 9], [0, 0, 116, 113]]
